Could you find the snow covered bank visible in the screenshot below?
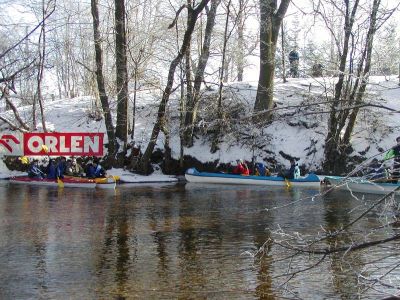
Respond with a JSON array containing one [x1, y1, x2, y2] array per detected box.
[[1, 76, 400, 177]]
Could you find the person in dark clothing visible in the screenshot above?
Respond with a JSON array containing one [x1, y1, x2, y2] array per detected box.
[[289, 50, 300, 78], [66, 157, 84, 177], [386, 136, 400, 182], [86, 160, 106, 178], [56, 157, 67, 179], [279, 159, 300, 179], [366, 158, 386, 181], [93, 161, 106, 178], [86, 160, 95, 178], [255, 162, 271, 176], [46, 159, 57, 179], [28, 160, 45, 179]]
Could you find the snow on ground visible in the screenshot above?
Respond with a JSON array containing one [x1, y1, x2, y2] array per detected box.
[[107, 167, 178, 183], [1, 76, 400, 179]]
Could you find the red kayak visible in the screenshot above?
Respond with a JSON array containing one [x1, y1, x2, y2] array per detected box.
[[9, 176, 96, 188]]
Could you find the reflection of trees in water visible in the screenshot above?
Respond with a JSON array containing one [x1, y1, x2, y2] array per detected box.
[[95, 190, 133, 298], [0, 185, 50, 298], [323, 193, 363, 298], [262, 187, 400, 298], [147, 187, 176, 281], [254, 233, 275, 299], [176, 191, 208, 295]]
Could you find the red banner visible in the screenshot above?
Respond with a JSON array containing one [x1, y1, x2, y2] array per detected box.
[[23, 132, 104, 156]]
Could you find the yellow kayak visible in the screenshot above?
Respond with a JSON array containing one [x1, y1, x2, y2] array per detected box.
[[63, 175, 120, 184], [95, 176, 120, 184]]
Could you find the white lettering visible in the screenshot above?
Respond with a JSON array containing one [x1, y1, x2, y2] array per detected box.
[[59, 136, 70, 152], [71, 136, 83, 152], [84, 136, 99, 153], [45, 136, 58, 153], [27, 136, 43, 153]]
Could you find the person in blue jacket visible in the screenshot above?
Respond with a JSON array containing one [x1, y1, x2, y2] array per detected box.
[[46, 159, 57, 179], [255, 162, 271, 176], [86, 160, 106, 178], [56, 157, 67, 179]]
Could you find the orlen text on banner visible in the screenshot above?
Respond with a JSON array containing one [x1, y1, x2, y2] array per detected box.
[[23, 132, 104, 156]]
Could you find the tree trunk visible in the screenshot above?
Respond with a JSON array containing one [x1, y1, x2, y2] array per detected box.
[[91, 0, 117, 158], [37, 0, 48, 133], [211, 0, 230, 153], [281, 22, 287, 83], [254, 0, 290, 121], [183, 0, 220, 147], [236, 0, 245, 82], [138, 0, 210, 175], [322, 0, 360, 174], [115, 0, 129, 150], [1, 86, 30, 131], [342, 0, 380, 145]]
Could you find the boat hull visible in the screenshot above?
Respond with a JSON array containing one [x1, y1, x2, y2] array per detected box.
[[325, 176, 400, 195], [10, 176, 96, 188], [185, 168, 321, 187], [64, 175, 117, 189]]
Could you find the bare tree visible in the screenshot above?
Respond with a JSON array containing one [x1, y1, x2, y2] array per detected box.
[[91, 0, 117, 158], [34, 0, 55, 132], [182, 0, 221, 148], [0, 0, 54, 132], [138, 0, 211, 175], [322, 0, 398, 174]]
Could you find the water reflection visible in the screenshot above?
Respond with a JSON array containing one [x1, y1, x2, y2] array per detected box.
[[0, 182, 398, 299]]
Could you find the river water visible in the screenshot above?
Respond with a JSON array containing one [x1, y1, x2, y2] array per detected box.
[[0, 181, 399, 299]]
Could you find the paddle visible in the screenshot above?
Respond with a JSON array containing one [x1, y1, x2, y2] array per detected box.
[[57, 177, 64, 188], [285, 178, 291, 188]]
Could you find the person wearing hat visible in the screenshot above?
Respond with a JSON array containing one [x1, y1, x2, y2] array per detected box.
[[232, 159, 249, 176]]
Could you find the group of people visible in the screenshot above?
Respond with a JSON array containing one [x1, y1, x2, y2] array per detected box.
[[232, 158, 300, 179], [232, 136, 400, 182], [28, 157, 106, 180]]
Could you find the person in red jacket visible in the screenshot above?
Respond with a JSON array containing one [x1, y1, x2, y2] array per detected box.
[[233, 159, 249, 175]]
